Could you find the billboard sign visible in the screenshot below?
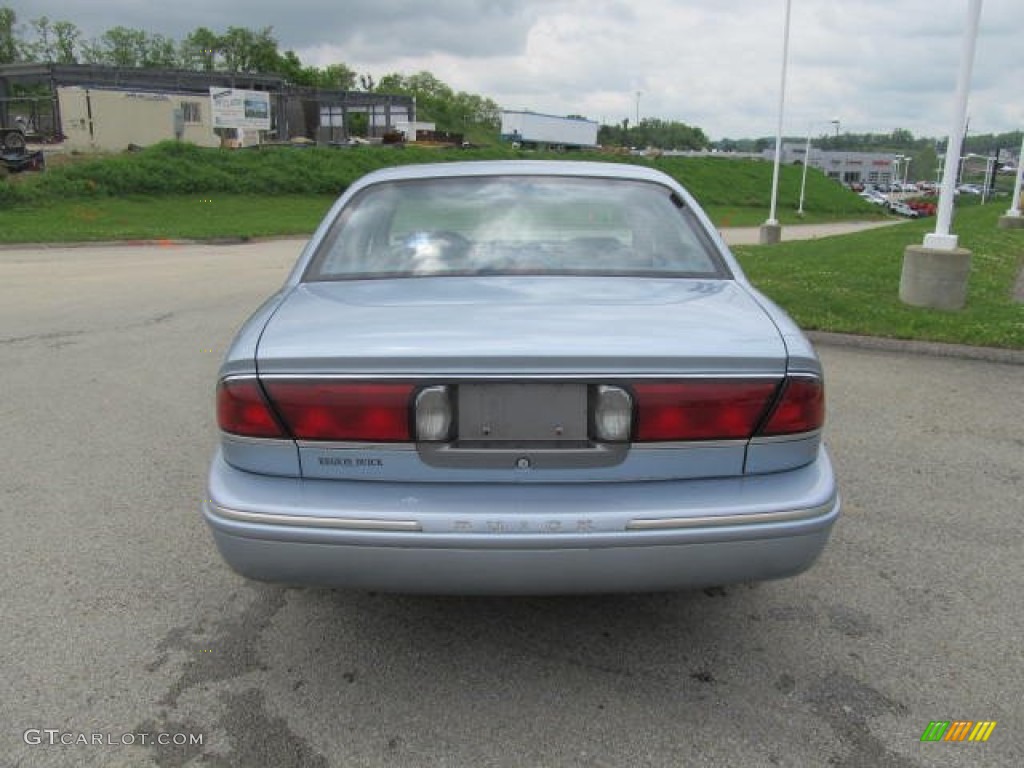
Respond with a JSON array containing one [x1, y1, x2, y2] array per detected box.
[[209, 88, 271, 131]]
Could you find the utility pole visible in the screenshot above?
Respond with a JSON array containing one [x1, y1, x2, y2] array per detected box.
[[760, 0, 793, 245]]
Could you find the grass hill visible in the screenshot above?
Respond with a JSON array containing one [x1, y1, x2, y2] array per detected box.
[[1, 141, 877, 219]]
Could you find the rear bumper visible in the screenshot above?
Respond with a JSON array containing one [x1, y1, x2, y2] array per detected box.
[[203, 447, 840, 595]]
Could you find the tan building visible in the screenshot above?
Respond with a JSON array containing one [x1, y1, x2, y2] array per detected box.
[[57, 86, 220, 152]]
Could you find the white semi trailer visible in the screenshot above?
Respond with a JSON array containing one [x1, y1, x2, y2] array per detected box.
[[500, 110, 598, 148]]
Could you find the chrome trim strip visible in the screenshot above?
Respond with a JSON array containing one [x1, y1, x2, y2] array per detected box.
[[785, 371, 822, 379], [220, 431, 294, 446], [626, 500, 834, 530], [230, 435, 780, 451], [245, 373, 786, 382], [298, 440, 746, 451], [747, 429, 823, 445], [208, 503, 422, 532]]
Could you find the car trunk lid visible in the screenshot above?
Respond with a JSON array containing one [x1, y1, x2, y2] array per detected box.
[[255, 277, 787, 377]]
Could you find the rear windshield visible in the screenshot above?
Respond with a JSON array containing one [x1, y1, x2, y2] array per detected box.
[[304, 175, 728, 281]]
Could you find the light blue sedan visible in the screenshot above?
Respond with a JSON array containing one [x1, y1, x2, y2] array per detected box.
[[204, 160, 839, 594]]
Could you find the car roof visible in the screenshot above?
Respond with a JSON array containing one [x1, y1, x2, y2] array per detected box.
[[348, 159, 681, 187]]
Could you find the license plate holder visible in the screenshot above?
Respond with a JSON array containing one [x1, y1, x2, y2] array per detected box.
[[457, 383, 588, 443]]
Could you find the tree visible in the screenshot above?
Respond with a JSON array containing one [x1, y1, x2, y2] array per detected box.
[[316, 63, 356, 90], [890, 128, 914, 147], [52, 20, 81, 63], [15, 15, 84, 63], [347, 111, 368, 136], [449, 91, 500, 129], [274, 49, 318, 85], [79, 26, 181, 68], [913, 143, 939, 184], [180, 27, 220, 71], [377, 72, 451, 126], [371, 70, 500, 134], [218, 26, 279, 72], [22, 15, 52, 61], [599, 117, 707, 150], [84, 26, 146, 67], [0, 6, 17, 64], [26, 15, 53, 61], [139, 34, 177, 68]]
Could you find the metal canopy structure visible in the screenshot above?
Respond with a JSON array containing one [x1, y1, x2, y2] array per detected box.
[[0, 63, 415, 144], [0, 62, 287, 93]]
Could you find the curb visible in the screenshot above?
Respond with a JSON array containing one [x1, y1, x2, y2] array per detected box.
[[0, 235, 305, 251], [807, 331, 1023, 366]]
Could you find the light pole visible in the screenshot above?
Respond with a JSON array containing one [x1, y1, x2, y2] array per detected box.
[[980, 155, 996, 203], [926, 0, 982, 251], [998, 133, 1024, 228], [760, 0, 793, 245], [961, 152, 994, 200], [957, 153, 969, 185], [798, 118, 840, 216], [900, 0, 983, 311]]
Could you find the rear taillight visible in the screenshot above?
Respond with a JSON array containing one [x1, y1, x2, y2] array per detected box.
[[262, 381, 415, 442], [633, 380, 779, 441], [218, 375, 824, 445], [759, 377, 825, 436], [217, 379, 287, 438]]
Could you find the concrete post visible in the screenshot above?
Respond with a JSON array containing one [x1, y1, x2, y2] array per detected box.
[[900, 246, 972, 310], [759, 223, 783, 244]]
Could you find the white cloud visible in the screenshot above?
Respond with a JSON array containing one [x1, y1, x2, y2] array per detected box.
[[9, 0, 1024, 138]]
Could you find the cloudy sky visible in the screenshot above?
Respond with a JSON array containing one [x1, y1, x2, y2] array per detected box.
[[8, 0, 1023, 139]]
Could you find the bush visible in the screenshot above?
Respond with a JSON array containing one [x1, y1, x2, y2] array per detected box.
[[0, 141, 876, 216]]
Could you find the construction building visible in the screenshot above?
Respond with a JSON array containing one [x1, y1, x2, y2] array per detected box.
[[0, 63, 415, 151]]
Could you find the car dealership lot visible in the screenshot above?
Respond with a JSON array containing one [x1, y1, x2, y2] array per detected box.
[[2, 240, 1021, 768]]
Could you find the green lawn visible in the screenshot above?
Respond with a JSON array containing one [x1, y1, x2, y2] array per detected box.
[[0, 195, 880, 243], [0, 195, 335, 242], [734, 204, 1023, 349]]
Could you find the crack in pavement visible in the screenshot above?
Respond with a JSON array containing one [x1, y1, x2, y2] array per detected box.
[[0, 312, 176, 346], [135, 586, 329, 767]]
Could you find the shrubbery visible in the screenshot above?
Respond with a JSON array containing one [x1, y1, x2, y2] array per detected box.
[[1, 141, 874, 215]]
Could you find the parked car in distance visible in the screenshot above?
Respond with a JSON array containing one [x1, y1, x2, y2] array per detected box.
[[957, 183, 983, 195], [889, 200, 921, 218], [204, 160, 840, 595], [860, 190, 888, 205]]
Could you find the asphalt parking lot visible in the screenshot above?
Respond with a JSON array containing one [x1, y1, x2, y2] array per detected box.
[[1, 240, 1021, 768]]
